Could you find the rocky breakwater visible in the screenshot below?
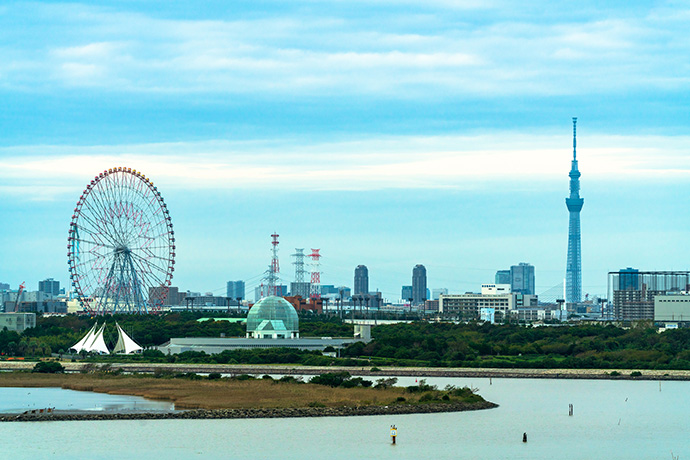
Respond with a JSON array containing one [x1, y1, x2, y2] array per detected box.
[[1, 400, 497, 423]]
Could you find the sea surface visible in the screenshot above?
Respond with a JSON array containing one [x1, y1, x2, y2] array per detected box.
[[1, 376, 688, 460], [0, 386, 174, 414]]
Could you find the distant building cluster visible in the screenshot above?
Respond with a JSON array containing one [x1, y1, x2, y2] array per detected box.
[[1, 278, 67, 314]]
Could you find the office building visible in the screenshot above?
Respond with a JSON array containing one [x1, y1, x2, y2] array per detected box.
[[0, 282, 9, 290], [290, 282, 311, 298], [495, 270, 511, 285], [510, 263, 535, 295], [412, 264, 427, 306], [608, 270, 690, 321], [226, 280, 246, 300], [38, 278, 60, 297], [401, 286, 413, 301], [354, 265, 368, 295], [432, 288, 448, 300]]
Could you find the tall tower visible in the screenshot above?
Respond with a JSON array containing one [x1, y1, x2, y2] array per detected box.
[[354, 265, 368, 295], [308, 249, 321, 299], [291, 248, 310, 298], [565, 118, 583, 304], [260, 233, 280, 297], [412, 264, 427, 306]]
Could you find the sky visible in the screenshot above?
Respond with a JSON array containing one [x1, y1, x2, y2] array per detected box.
[[1, 1, 690, 302]]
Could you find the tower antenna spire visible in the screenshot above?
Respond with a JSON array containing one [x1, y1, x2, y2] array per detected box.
[[572, 117, 577, 160]]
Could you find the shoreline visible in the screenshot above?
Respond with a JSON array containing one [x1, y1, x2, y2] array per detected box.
[[2, 361, 689, 380], [0, 400, 498, 422]]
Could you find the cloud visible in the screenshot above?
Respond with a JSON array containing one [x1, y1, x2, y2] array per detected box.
[[1, 132, 689, 200], [1, 3, 689, 96]]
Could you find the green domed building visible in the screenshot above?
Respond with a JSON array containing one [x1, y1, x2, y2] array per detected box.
[[246, 296, 299, 339]]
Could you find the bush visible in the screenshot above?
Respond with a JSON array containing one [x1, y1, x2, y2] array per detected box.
[[32, 361, 65, 373], [207, 372, 222, 380], [310, 372, 351, 388], [609, 371, 621, 376], [419, 392, 437, 402], [278, 375, 303, 384], [630, 371, 642, 377], [374, 377, 398, 389], [232, 374, 254, 381], [406, 379, 437, 393]]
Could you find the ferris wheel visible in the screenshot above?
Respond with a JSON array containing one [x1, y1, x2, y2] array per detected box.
[[67, 167, 175, 314]]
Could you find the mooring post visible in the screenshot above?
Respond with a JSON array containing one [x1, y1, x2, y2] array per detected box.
[[390, 425, 397, 444], [523, 432, 527, 443]]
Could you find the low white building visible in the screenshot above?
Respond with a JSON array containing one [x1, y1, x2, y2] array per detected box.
[[654, 294, 690, 325], [0, 313, 36, 332]]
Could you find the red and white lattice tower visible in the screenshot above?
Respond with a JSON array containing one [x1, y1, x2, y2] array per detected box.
[[308, 248, 321, 299], [268, 233, 280, 296], [260, 233, 281, 298]]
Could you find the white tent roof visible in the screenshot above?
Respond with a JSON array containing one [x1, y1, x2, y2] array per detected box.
[[112, 323, 142, 354], [87, 323, 111, 355], [69, 323, 98, 353]]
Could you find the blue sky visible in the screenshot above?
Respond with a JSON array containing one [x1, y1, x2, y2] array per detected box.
[[1, 1, 690, 301]]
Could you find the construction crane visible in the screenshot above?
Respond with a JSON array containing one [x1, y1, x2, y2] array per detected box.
[[13, 281, 25, 312]]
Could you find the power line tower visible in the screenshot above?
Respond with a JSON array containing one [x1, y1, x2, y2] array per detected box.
[[309, 248, 321, 300], [261, 233, 280, 297], [293, 248, 306, 283], [292, 248, 310, 298]]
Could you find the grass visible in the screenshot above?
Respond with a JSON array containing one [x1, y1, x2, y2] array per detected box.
[[0, 372, 485, 410]]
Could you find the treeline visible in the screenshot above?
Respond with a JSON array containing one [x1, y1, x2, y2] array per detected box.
[[342, 321, 690, 370], [0, 313, 353, 357]]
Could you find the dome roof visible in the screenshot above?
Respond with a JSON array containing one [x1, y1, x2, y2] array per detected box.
[[246, 296, 299, 334]]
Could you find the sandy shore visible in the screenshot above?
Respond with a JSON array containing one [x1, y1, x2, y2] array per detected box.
[[2, 361, 689, 380]]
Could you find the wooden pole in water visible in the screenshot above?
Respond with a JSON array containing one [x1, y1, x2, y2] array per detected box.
[[523, 432, 527, 443]]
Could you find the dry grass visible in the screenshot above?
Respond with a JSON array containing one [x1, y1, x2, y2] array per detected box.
[[0, 373, 415, 410]]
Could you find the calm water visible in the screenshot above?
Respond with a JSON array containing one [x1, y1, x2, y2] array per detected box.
[[0, 387, 174, 414], [2, 377, 689, 460]]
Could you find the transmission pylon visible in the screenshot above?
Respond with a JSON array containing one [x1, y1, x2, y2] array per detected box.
[[309, 248, 321, 300]]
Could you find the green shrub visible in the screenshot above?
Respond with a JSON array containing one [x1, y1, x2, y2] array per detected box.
[[630, 371, 642, 377], [207, 372, 222, 380], [310, 371, 351, 388], [32, 361, 65, 373], [609, 371, 621, 376]]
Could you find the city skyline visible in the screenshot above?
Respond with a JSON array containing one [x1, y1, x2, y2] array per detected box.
[[1, 2, 690, 300]]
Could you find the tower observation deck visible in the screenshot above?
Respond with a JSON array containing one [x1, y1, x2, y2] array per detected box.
[[565, 118, 583, 304]]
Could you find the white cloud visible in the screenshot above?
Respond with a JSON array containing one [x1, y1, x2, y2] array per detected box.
[[1, 132, 689, 200], [1, 3, 689, 95]]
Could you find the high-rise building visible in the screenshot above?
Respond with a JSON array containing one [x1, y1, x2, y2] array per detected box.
[[412, 264, 427, 306], [495, 270, 511, 285], [38, 278, 60, 297], [432, 288, 448, 300], [226, 280, 245, 300], [354, 265, 368, 295], [565, 117, 583, 304], [510, 263, 535, 295], [0, 282, 9, 290], [401, 285, 413, 301]]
